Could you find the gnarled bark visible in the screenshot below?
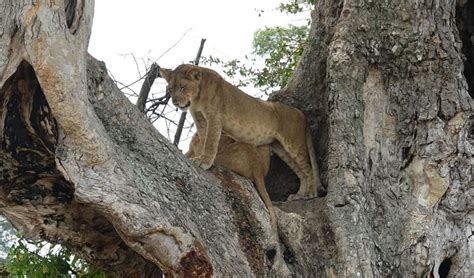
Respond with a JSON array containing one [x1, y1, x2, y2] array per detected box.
[[0, 1, 290, 276], [271, 0, 473, 276], [0, 0, 473, 277]]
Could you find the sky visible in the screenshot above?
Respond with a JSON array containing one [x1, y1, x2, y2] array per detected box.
[[88, 0, 308, 149]]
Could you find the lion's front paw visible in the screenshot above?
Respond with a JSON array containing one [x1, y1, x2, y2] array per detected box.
[[190, 156, 213, 170]]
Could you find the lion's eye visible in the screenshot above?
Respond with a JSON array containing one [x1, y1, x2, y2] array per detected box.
[[180, 86, 186, 91]]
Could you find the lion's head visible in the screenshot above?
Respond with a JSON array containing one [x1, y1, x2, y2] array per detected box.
[[159, 64, 201, 111]]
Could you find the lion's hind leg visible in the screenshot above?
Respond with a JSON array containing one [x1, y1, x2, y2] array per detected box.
[[271, 141, 313, 200], [252, 164, 277, 237]]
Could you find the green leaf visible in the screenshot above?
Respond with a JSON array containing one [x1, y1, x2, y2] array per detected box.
[[5, 237, 106, 277]]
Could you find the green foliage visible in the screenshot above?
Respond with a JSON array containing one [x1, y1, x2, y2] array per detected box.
[[201, 0, 312, 95], [202, 24, 309, 95], [252, 24, 309, 90], [1, 216, 105, 277], [5, 239, 106, 277], [278, 0, 314, 14]]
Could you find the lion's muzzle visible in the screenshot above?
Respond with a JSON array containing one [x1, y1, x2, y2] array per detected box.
[[174, 100, 191, 111]]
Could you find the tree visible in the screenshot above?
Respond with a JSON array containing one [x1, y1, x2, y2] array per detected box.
[[269, 0, 473, 276], [203, 24, 309, 95], [5, 239, 105, 277], [202, 1, 312, 95], [0, 1, 472, 278], [1, 215, 104, 276]]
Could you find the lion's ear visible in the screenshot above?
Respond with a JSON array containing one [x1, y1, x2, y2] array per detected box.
[[187, 68, 201, 81], [159, 68, 172, 82]]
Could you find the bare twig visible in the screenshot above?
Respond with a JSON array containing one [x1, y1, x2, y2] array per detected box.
[[153, 28, 192, 63], [150, 113, 178, 126], [173, 38, 206, 146], [116, 53, 153, 91], [124, 30, 200, 145], [146, 94, 171, 114], [118, 75, 146, 91], [129, 29, 192, 115]]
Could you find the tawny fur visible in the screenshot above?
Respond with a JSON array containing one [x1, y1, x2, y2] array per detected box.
[[186, 133, 277, 238], [160, 64, 322, 199]]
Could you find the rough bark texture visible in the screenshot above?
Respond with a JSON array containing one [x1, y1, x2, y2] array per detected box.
[[0, 1, 290, 276], [0, 0, 473, 277], [270, 0, 474, 276]]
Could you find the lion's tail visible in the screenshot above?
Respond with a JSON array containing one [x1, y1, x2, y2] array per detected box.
[[254, 174, 278, 238], [306, 126, 324, 196]]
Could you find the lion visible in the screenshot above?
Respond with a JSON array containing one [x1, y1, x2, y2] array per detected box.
[[186, 132, 277, 237], [160, 64, 323, 200]]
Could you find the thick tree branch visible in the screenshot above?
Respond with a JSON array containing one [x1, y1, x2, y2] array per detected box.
[[0, 1, 290, 276]]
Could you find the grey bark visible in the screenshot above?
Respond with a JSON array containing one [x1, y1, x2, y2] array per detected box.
[[270, 0, 474, 276], [0, 0, 473, 277], [0, 1, 289, 276]]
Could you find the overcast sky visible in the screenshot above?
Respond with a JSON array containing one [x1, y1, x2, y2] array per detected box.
[[88, 0, 306, 83], [88, 0, 308, 149]]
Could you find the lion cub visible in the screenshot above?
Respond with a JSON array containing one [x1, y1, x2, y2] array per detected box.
[[186, 133, 277, 237], [160, 64, 323, 200]]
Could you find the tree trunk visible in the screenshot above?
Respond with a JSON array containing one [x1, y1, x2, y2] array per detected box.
[[270, 0, 474, 276], [0, 1, 473, 278]]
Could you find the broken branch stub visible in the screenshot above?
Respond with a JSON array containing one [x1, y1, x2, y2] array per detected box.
[[136, 63, 160, 113]]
